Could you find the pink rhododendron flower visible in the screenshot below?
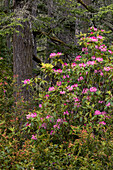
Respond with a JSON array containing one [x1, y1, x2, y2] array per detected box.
[[78, 76, 84, 81], [62, 63, 68, 67], [104, 67, 111, 71], [95, 45, 98, 49], [26, 123, 31, 127], [31, 113, 37, 118], [100, 72, 103, 76], [57, 52, 62, 55], [50, 53, 57, 58], [92, 56, 96, 59], [72, 84, 78, 88], [96, 57, 103, 62], [26, 114, 31, 119], [82, 88, 89, 94], [82, 47, 88, 52], [94, 27, 97, 31], [53, 69, 62, 74], [60, 91, 65, 94], [39, 104, 42, 108], [26, 113, 37, 119], [45, 94, 49, 98], [74, 55, 82, 61], [94, 110, 101, 115], [31, 134, 37, 140], [89, 36, 98, 42], [74, 98, 80, 102], [99, 121, 106, 125], [76, 55, 82, 58], [46, 115, 53, 119], [99, 45, 107, 51], [50, 130, 54, 135], [57, 69, 62, 73], [106, 102, 111, 107], [79, 63, 86, 67], [54, 69, 62, 73], [24, 79, 30, 84], [74, 102, 81, 107], [94, 70, 98, 73], [101, 111, 107, 115], [63, 75, 66, 79], [48, 86, 55, 91], [97, 35, 103, 39], [57, 118, 62, 123], [56, 81, 62, 86], [90, 27, 97, 31], [53, 124, 60, 129], [100, 48, 107, 51], [41, 123, 47, 129], [98, 100, 104, 103], [66, 75, 69, 78], [108, 50, 113, 54], [75, 58, 81, 61], [86, 61, 96, 65], [40, 117, 44, 121], [67, 86, 73, 91], [50, 52, 63, 58], [64, 110, 69, 115], [90, 87, 97, 92], [71, 63, 77, 68]]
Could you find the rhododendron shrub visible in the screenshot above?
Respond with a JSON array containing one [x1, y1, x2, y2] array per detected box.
[[25, 27, 113, 169]]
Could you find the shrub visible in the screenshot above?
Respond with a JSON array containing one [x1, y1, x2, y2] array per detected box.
[[24, 27, 113, 169], [0, 36, 35, 169]]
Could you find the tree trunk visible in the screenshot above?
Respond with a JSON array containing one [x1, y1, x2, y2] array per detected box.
[[13, 23, 33, 100], [13, 0, 34, 101], [82, 0, 92, 33]]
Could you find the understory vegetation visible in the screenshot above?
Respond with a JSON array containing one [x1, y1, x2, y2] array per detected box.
[[0, 27, 113, 169]]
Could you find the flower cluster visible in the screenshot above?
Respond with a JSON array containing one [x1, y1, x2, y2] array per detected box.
[[23, 79, 30, 84], [26, 113, 37, 119], [26, 27, 112, 144], [50, 52, 63, 58]]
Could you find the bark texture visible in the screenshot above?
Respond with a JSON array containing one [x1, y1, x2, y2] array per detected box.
[[13, 0, 34, 100]]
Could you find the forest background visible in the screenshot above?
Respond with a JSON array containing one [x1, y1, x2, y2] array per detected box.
[[0, 0, 113, 169]]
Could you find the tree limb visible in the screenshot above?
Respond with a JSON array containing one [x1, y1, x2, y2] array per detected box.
[[102, 19, 113, 31], [33, 30, 79, 51], [77, 0, 113, 32], [77, 0, 89, 10]]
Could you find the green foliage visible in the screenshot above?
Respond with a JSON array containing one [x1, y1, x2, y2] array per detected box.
[[1, 0, 113, 168], [0, 32, 34, 169], [24, 27, 113, 169]]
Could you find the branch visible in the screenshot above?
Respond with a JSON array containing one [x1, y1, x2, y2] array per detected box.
[[102, 19, 113, 32], [77, 0, 89, 10], [33, 30, 79, 51], [33, 54, 42, 66], [77, 0, 98, 13], [77, 0, 113, 32]]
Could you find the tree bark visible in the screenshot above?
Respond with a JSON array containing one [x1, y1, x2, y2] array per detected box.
[[13, 0, 34, 101], [82, 0, 92, 33]]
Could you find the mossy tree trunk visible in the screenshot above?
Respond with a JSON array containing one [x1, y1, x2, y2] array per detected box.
[[13, 0, 35, 101]]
